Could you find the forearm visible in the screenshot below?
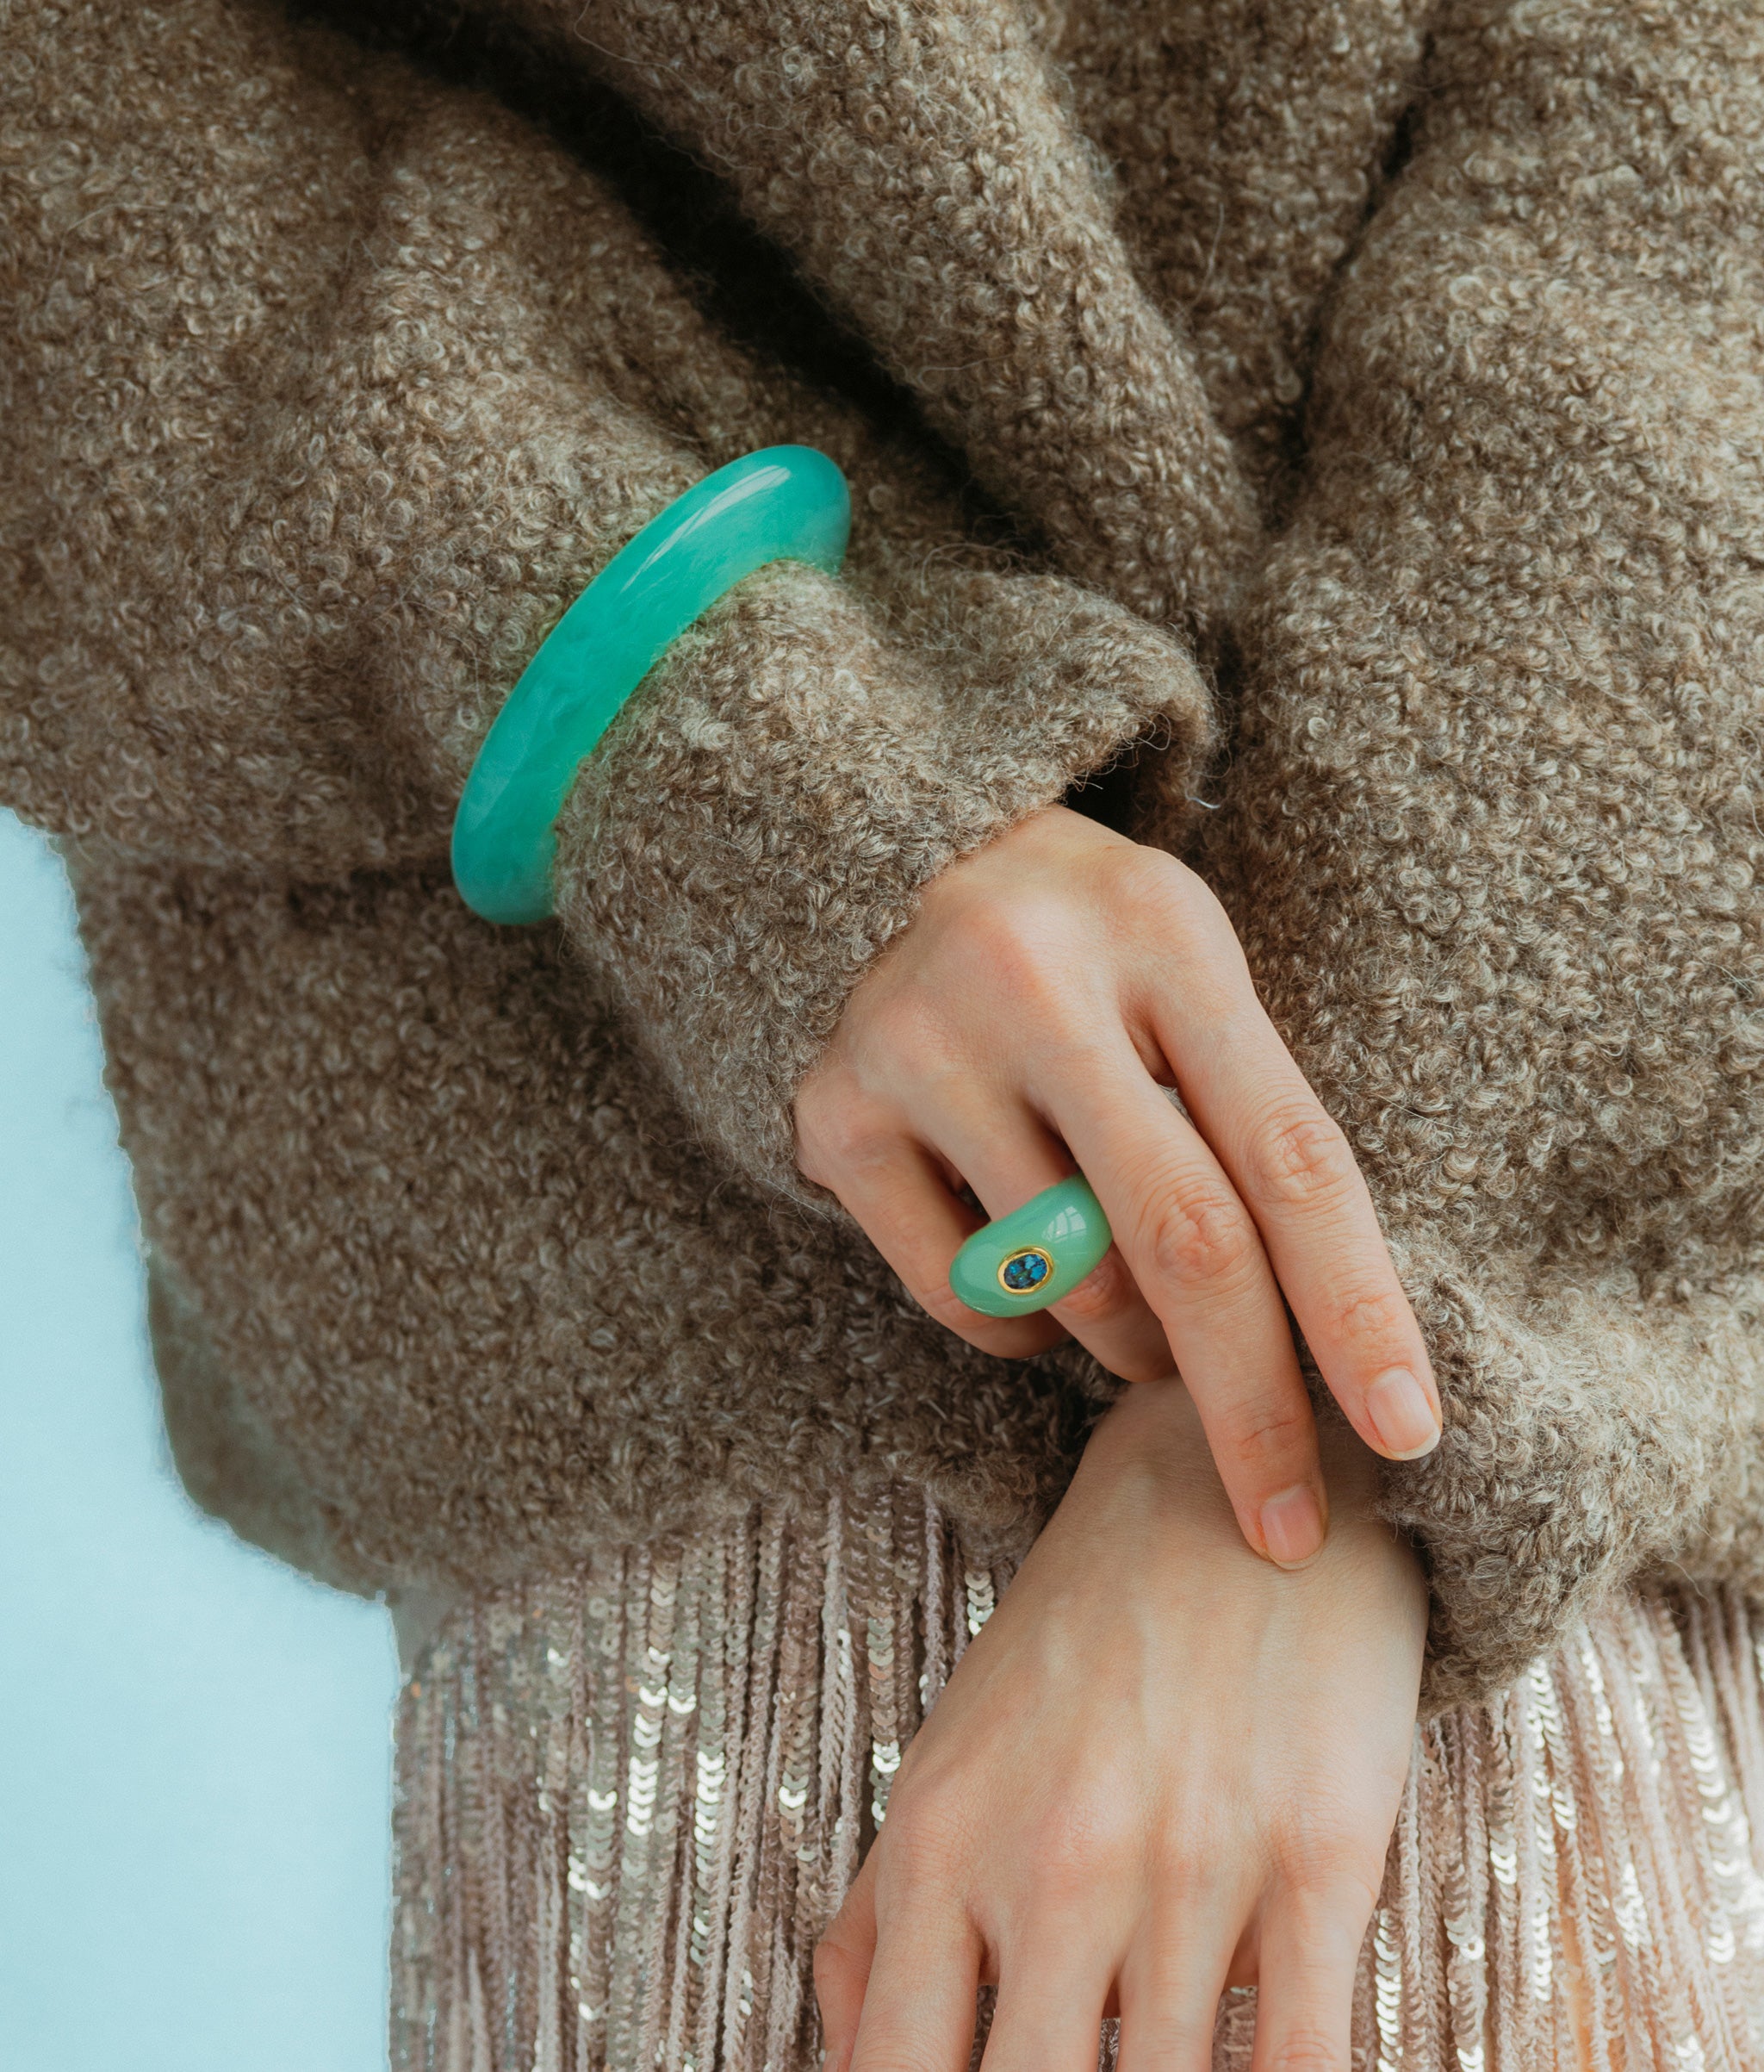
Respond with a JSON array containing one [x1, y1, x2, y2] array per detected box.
[[501, 0, 1258, 643], [1, 0, 702, 870], [5, 0, 1214, 1205], [556, 585, 1211, 1200]]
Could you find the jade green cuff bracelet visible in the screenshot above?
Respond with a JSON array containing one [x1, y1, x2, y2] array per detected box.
[[451, 445, 851, 925], [451, 445, 1104, 1318]]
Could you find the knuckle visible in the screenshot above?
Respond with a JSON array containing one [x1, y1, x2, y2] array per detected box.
[[942, 884, 1116, 1030], [1109, 846, 1229, 945], [792, 1063, 843, 1148], [1320, 1280, 1415, 1359], [1246, 1104, 1357, 1210], [1029, 1788, 1137, 1898], [1263, 2030, 1348, 2072], [952, 888, 1059, 975], [1146, 1814, 1234, 1912], [1141, 1179, 1258, 1292], [1146, 1828, 1216, 1895], [811, 1931, 865, 1990], [1106, 841, 1189, 912], [866, 992, 966, 1092], [1270, 1821, 1346, 1895], [876, 1788, 968, 1895], [1271, 1818, 1386, 1916], [974, 924, 1089, 1033], [794, 1068, 890, 1179], [1220, 1395, 1315, 1480]]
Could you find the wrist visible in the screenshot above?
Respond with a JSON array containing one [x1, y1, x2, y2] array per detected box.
[[1063, 1377, 1244, 1565], [1084, 1374, 1396, 1557]]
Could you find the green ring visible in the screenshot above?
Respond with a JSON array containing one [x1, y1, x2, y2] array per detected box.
[[451, 445, 851, 924], [949, 1175, 1113, 1319]]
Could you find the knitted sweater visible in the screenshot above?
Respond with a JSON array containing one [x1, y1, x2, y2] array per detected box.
[[5, 0, 1762, 1710]]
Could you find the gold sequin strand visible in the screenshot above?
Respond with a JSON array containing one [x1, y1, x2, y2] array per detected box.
[[390, 1488, 1012, 2072], [390, 1491, 1764, 2072], [1293, 1588, 1764, 2072]]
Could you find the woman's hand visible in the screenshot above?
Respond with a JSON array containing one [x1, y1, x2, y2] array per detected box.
[[794, 805, 1441, 1568], [814, 1378, 1427, 2072]]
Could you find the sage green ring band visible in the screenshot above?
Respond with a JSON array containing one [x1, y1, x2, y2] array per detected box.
[[452, 445, 852, 924], [948, 1174, 1113, 1319]]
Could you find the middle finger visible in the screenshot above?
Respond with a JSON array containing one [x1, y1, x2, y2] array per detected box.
[[978, 1920, 1120, 2072], [1136, 982, 1441, 1465], [1047, 1044, 1329, 1567]]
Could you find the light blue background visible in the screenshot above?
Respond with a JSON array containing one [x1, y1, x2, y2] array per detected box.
[[0, 809, 396, 2071]]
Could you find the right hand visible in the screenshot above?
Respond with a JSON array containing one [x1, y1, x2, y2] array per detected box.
[[814, 1376, 1428, 2072], [794, 804, 1441, 1570]]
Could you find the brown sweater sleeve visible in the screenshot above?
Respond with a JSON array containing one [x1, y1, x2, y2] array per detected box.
[[0, 0, 1213, 1196], [506, 0, 1261, 647], [1177, 0, 1764, 1708]]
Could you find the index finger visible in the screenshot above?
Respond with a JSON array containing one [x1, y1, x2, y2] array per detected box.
[[1142, 980, 1443, 1467]]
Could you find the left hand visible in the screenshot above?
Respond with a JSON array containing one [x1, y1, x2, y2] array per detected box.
[[814, 1376, 1426, 2072], [795, 806, 1441, 1575]]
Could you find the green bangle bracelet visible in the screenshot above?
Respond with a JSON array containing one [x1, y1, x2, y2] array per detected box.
[[455, 443, 1093, 1316], [948, 1174, 1113, 1319], [451, 445, 852, 924]]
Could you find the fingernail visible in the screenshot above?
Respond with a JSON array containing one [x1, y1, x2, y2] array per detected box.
[[1260, 1483, 1326, 1568], [1366, 1367, 1441, 1459]]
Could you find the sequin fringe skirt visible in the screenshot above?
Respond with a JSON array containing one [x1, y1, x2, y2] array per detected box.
[[389, 1486, 1764, 2072]]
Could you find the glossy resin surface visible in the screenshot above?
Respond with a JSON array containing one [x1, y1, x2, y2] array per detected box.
[[948, 1173, 1112, 1319], [452, 446, 850, 924]]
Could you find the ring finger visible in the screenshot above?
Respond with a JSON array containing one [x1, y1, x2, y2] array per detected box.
[[1244, 1887, 1367, 2072], [815, 1122, 1069, 1360], [933, 1094, 1177, 1385], [1115, 1897, 1244, 2072]]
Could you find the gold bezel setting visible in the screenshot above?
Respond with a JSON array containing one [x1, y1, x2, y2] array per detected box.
[[997, 1246, 1055, 1297]]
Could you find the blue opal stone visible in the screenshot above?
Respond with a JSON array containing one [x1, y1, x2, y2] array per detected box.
[[1000, 1248, 1052, 1293]]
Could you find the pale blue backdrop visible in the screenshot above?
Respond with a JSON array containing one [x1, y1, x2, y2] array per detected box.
[[0, 808, 397, 2071]]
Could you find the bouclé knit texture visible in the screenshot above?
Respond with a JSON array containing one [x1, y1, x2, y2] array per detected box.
[[6, 0, 1764, 1708], [1173, 0, 1764, 1702]]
